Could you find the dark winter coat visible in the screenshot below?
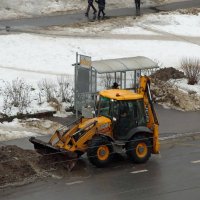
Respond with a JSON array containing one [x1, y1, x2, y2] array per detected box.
[[95, 0, 105, 9], [88, 0, 94, 5]]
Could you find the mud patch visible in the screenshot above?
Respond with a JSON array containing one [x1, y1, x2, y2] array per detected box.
[[151, 67, 185, 81], [0, 145, 38, 187], [177, 8, 200, 15], [0, 145, 81, 188]]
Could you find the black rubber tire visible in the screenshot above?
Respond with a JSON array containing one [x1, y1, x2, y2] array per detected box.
[[126, 135, 151, 164], [75, 151, 84, 158], [87, 136, 113, 168]]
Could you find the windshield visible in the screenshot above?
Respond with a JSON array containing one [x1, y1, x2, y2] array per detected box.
[[98, 96, 111, 118]]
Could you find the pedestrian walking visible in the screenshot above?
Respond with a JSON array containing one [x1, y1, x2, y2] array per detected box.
[[135, 0, 141, 11], [85, 0, 97, 17], [95, 0, 106, 19]]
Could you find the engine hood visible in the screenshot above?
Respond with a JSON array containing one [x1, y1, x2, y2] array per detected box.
[[79, 116, 112, 130]]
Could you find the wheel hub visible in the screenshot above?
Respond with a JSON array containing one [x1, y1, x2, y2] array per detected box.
[[138, 146, 145, 154], [136, 142, 148, 158], [99, 149, 106, 156], [97, 145, 109, 161]]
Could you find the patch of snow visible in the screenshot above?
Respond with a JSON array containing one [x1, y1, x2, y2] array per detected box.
[[1, 34, 200, 75], [0, 130, 39, 142], [170, 79, 200, 95], [0, 118, 61, 141], [142, 13, 200, 37], [0, 118, 38, 141], [53, 111, 73, 118], [0, 118, 22, 128], [110, 12, 200, 37], [111, 26, 160, 35]]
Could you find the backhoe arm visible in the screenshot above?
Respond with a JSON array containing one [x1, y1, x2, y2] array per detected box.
[[138, 76, 160, 154]]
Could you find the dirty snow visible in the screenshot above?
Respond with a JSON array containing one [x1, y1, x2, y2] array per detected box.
[[171, 79, 200, 95], [0, 119, 39, 141], [42, 10, 200, 38], [0, 118, 61, 141]]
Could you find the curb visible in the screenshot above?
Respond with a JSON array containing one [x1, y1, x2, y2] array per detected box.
[[159, 132, 200, 141], [0, 111, 56, 123]]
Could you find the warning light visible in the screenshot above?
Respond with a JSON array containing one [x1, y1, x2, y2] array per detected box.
[[116, 93, 120, 97]]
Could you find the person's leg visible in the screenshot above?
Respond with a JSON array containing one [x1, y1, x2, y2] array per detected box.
[[138, 0, 141, 9], [91, 4, 97, 13], [102, 8, 105, 17], [134, 0, 137, 9], [100, 10, 103, 17], [85, 4, 90, 16], [98, 9, 101, 18]]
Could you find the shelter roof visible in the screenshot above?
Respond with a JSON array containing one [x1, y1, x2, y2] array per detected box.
[[92, 56, 158, 74]]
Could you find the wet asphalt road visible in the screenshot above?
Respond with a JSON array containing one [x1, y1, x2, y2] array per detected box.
[[155, 105, 200, 135], [1, 137, 200, 200], [0, 0, 200, 28]]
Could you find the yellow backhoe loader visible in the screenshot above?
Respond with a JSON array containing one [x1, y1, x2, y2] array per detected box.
[[30, 76, 160, 168]]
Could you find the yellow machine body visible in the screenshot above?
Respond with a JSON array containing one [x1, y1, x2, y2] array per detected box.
[[30, 76, 160, 167]]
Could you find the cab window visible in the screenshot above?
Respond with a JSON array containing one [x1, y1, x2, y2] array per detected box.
[[99, 96, 111, 118]]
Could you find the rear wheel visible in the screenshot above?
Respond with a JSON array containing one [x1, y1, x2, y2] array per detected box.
[[87, 136, 113, 168], [126, 135, 151, 163]]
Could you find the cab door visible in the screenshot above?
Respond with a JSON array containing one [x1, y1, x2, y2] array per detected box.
[[114, 101, 139, 140]]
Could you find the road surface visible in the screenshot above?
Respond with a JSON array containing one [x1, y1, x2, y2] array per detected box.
[[1, 136, 200, 200], [0, 0, 200, 28]]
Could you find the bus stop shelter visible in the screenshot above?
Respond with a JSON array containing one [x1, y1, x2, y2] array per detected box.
[[74, 53, 159, 116]]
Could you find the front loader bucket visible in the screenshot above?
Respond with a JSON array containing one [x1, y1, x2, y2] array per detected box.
[[29, 137, 78, 171]]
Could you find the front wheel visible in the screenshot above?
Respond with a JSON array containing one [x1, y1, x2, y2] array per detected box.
[[126, 135, 151, 163], [87, 136, 113, 168]]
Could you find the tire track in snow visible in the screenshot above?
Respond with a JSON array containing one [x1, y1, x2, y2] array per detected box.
[[0, 65, 72, 77]]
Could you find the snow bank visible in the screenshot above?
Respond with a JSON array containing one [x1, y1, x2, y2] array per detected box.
[[111, 12, 200, 37], [0, 118, 61, 141]]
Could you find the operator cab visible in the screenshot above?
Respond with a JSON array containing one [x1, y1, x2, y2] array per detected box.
[[98, 90, 147, 140]]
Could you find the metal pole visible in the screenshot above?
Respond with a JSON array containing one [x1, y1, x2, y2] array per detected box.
[[120, 72, 122, 89], [75, 52, 78, 119], [95, 70, 97, 92], [124, 72, 126, 89], [90, 67, 92, 93], [134, 70, 136, 92]]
